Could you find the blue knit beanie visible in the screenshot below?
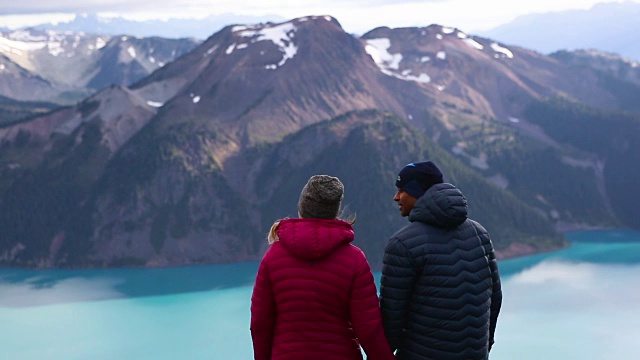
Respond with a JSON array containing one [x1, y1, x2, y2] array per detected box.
[[395, 161, 444, 198]]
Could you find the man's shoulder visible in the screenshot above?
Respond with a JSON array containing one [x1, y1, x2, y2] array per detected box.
[[466, 218, 489, 235], [390, 218, 489, 243], [390, 221, 434, 242]]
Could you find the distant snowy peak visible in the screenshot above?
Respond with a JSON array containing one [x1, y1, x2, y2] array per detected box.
[[0, 28, 199, 104], [0, 29, 195, 68], [1, 29, 108, 59], [363, 25, 514, 86], [28, 12, 289, 40]]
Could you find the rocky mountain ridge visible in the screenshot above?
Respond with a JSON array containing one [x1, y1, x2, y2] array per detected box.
[[0, 29, 200, 105]]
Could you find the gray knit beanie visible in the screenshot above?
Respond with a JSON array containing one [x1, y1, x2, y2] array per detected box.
[[298, 175, 344, 219]]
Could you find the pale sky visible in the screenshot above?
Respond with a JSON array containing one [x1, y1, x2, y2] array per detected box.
[[0, 0, 637, 34]]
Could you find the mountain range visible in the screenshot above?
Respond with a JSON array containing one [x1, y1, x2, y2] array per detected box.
[[0, 29, 199, 109], [5, 1, 640, 62], [0, 16, 638, 269], [31, 13, 286, 40], [479, 1, 640, 61]]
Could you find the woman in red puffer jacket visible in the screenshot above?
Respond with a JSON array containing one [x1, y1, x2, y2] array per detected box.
[[251, 175, 395, 360]]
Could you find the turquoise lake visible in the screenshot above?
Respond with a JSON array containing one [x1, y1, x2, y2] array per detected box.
[[1, 229, 639, 359]]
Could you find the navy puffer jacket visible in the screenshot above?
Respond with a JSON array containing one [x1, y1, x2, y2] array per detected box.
[[380, 183, 502, 360]]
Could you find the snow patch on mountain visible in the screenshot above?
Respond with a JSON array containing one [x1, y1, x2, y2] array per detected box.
[[365, 38, 402, 69], [229, 21, 299, 69], [463, 38, 484, 50], [0, 35, 48, 53], [204, 45, 218, 56], [127, 46, 136, 58], [92, 38, 107, 50], [431, 26, 513, 60], [365, 38, 431, 84], [442, 26, 455, 34], [491, 43, 514, 58], [146, 100, 163, 107], [298, 15, 334, 23], [454, 29, 482, 50], [1, 30, 109, 62]]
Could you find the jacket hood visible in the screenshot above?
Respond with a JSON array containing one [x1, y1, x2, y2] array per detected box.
[[276, 218, 355, 260], [409, 183, 468, 228]]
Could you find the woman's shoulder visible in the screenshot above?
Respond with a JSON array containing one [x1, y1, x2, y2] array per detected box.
[[332, 243, 369, 267], [261, 241, 288, 261]]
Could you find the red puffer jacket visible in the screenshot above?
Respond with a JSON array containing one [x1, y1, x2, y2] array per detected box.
[[251, 218, 395, 360]]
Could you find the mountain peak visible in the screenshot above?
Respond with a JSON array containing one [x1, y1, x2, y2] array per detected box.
[[222, 15, 342, 70], [362, 24, 515, 88], [136, 15, 403, 168]]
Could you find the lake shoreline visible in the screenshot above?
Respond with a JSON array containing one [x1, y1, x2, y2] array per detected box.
[[2, 226, 637, 270], [495, 224, 639, 260]]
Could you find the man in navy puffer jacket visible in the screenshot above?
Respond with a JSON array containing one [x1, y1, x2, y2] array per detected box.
[[380, 161, 502, 359]]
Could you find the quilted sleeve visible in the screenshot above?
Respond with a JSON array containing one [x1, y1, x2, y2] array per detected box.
[[349, 251, 395, 360], [380, 236, 416, 351], [250, 254, 276, 360], [484, 234, 502, 352]]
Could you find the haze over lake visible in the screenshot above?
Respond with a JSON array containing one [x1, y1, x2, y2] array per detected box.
[[1, 230, 638, 359]]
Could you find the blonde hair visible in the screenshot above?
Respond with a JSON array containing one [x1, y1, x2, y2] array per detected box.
[[266, 212, 357, 245], [268, 220, 281, 244]]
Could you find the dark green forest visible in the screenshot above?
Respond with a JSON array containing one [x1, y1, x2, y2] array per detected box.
[[524, 98, 640, 228]]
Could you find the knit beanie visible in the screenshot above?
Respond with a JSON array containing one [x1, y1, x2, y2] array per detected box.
[[395, 161, 444, 198], [298, 175, 344, 219]]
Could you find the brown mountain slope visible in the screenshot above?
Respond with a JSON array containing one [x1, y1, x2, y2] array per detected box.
[[132, 16, 408, 191], [361, 24, 635, 125]]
